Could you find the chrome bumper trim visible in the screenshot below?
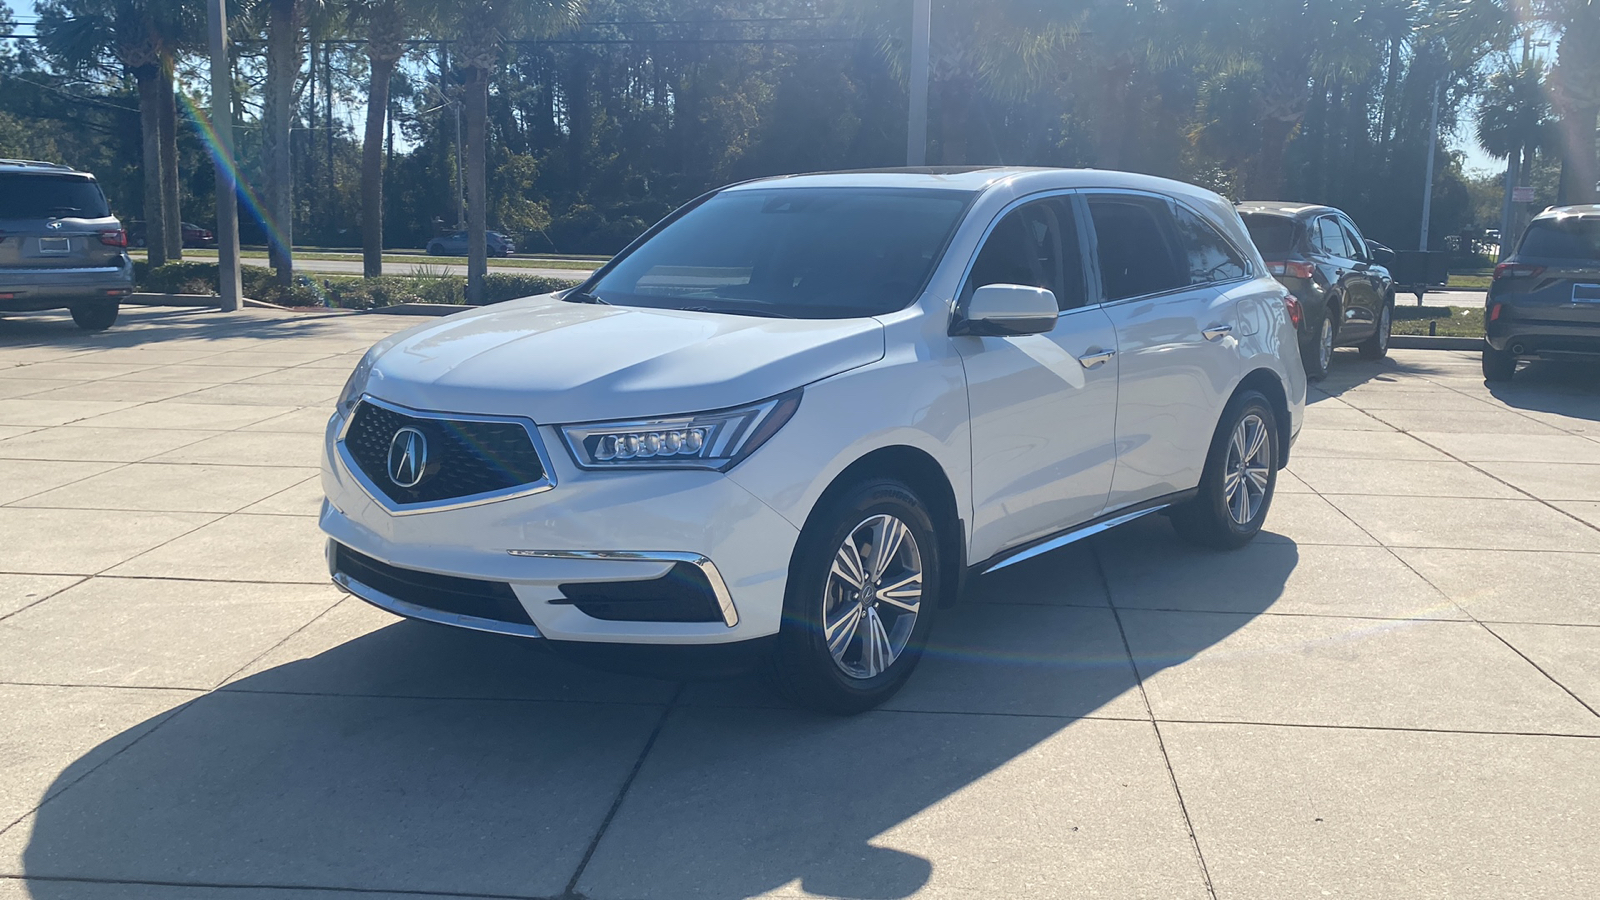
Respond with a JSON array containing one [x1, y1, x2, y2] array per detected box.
[[507, 549, 740, 628], [332, 571, 544, 640]]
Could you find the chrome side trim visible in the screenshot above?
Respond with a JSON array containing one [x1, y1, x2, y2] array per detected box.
[[507, 549, 739, 628], [979, 505, 1168, 576], [332, 571, 544, 639], [335, 394, 559, 517]]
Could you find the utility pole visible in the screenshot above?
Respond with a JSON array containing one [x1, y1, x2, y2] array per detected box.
[[208, 0, 241, 311], [454, 101, 466, 230], [1419, 80, 1440, 252], [906, 0, 930, 166]]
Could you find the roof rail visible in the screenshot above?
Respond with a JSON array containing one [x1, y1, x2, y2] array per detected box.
[[0, 159, 75, 171]]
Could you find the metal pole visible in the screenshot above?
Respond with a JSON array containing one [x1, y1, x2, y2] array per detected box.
[[208, 0, 242, 311], [906, 0, 930, 166], [1418, 80, 1440, 251], [454, 101, 465, 229]]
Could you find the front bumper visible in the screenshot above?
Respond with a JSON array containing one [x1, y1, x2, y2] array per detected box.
[[0, 261, 134, 311], [320, 411, 801, 645]]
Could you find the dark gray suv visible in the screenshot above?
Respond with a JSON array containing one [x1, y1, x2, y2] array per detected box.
[[1483, 205, 1600, 381], [1238, 202, 1395, 379], [0, 159, 134, 330]]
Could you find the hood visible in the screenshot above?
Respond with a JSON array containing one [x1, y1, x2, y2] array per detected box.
[[364, 294, 887, 424]]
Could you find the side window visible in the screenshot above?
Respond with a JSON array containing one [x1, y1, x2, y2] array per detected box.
[[1317, 217, 1352, 258], [1173, 205, 1248, 285], [1338, 218, 1369, 262], [966, 197, 1086, 311], [1087, 195, 1186, 301]]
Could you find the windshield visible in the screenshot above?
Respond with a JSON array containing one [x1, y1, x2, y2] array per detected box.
[[587, 187, 974, 318], [0, 174, 110, 219], [1241, 213, 1297, 256], [1518, 218, 1600, 261]]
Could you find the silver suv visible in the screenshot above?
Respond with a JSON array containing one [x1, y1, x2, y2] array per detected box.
[[0, 160, 134, 330]]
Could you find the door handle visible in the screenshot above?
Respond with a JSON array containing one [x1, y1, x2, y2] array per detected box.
[[1202, 324, 1233, 341], [1077, 349, 1116, 369]]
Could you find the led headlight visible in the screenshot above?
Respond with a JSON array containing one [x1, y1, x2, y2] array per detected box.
[[561, 389, 802, 471], [335, 342, 391, 418]]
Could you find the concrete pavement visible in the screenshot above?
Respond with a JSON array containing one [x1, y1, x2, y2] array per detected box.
[[0, 306, 1597, 899]]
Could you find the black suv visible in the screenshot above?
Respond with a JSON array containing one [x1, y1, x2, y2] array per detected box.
[[0, 159, 134, 330], [1238, 202, 1395, 378], [1483, 205, 1600, 381]]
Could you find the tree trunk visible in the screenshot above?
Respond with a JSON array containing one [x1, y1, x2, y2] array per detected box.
[[263, 0, 299, 288], [362, 54, 398, 278], [1498, 145, 1519, 260], [1095, 65, 1130, 169], [1556, 105, 1598, 206], [465, 69, 488, 305], [1253, 116, 1296, 199], [937, 77, 970, 166], [135, 71, 168, 268], [158, 65, 182, 261]]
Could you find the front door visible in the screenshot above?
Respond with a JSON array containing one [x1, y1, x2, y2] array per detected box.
[[955, 195, 1121, 564], [1086, 192, 1245, 509]]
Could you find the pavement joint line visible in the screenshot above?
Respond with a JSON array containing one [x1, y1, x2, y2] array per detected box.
[[1294, 401, 1600, 722], [1089, 539, 1218, 900], [0, 574, 86, 625], [562, 681, 686, 898], [1152, 717, 1600, 740], [0, 571, 338, 585], [0, 873, 555, 899], [211, 593, 352, 690]]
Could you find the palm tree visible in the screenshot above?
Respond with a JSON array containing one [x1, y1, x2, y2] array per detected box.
[[1539, 0, 1599, 203], [1476, 60, 1552, 251], [351, 0, 416, 277], [448, 0, 582, 303], [36, 0, 196, 267], [261, 0, 307, 287]]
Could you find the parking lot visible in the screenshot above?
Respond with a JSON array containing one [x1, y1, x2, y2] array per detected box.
[[1, 305, 1597, 899]]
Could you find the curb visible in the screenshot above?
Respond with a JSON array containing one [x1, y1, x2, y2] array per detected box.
[[1389, 335, 1482, 351], [364, 302, 482, 316]]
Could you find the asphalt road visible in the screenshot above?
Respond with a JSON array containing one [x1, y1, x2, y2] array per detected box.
[[1408, 289, 1486, 307], [244, 257, 593, 281]]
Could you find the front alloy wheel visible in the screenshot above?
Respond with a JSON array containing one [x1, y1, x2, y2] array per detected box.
[[771, 477, 940, 714]]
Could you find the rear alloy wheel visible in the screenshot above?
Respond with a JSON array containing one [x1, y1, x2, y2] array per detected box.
[[1358, 297, 1392, 359], [1482, 345, 1516, 382], [70, 302, 118, 331], [1171, 390, 1279, 550], [770, 478, 939, 714], [1302, 308, 1335, 379]]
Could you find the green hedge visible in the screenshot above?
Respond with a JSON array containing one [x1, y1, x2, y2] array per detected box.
[[134, 262, 578, 310]]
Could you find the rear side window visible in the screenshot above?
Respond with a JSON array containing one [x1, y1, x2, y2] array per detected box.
[[0, 174, 110, 219], [967, 197, 1086, 310], [1518, 219, 1600, 260], [1242, 214, 1297, 256], [1173, 205, 1248, 285], [1088, 195, 1186, 301]]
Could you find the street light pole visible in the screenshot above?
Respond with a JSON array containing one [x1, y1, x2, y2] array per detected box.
[[208, 0, 241, 311], [1418, 80, 1440, 252], [906, 0, 930, 166]]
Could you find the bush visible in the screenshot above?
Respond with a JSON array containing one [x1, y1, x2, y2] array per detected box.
[[135, 261, 221, 295], [482, 273, 580, 303], [137, 260, 579, 309]]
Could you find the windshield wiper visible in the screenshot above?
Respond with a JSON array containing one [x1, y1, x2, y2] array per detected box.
[[562, 288, 608, 305], [681, 305, 794, 319], [48, 206, 83, 215]]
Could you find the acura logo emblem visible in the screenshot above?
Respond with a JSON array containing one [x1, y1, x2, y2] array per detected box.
[[387, 427, 428, 488]]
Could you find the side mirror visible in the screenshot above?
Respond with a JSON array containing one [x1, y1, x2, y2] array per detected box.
[[951, 284, 1058, 337], [1367, 240, 1396, 266]]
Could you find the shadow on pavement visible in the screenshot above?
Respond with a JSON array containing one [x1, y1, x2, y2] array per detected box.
[[18, 521, 1297, 899], [1486, 359, 1600, 420]]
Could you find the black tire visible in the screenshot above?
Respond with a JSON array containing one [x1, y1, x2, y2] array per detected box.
[[426, 244, 443, 256], [1358, 294, 1393, 360], [769, 477, 941, 714], [70, 302, 118, 331], [1301, 306, 1336, 380], [1170, 389, 1280, 550], [1482, 345, 1516, 382]]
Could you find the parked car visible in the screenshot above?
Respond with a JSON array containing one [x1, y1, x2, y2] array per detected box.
[[0, 159, 132, 330], [1238, 201, 1395, 378], [426, 230, 515, 257], [129, 221, 214, 249], [1483, 204, 1600, 381], [323, 168, 1306, 713]]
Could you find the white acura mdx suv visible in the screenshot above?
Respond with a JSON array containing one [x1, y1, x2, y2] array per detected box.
[[322, 167, 1306, 713]]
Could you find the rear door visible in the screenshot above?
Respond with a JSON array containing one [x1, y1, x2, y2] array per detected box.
[[1336, 214, 1388, 333], [1504, 216, 1600, 326], [0, 173, 121, 271], [1087, 192, 1243, 509]]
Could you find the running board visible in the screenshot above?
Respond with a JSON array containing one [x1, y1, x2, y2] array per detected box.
[[976, 496, 1190, 576]]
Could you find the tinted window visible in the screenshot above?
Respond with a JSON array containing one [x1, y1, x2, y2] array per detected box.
[[1088, 195, 1186, 301], [591, 187, 972, 318], [967, 197, 1085, 310], [1174, 205, 1248, 284], [1317, 217, 1353, 257], [1337, 218, 1369, 262], [1518, 218, 1600, 260], [1242, 213, 1297, 256], [0, 174, 110, 219]]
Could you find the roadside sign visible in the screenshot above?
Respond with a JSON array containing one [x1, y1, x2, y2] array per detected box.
[[1512, 186, 1535, 203]]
